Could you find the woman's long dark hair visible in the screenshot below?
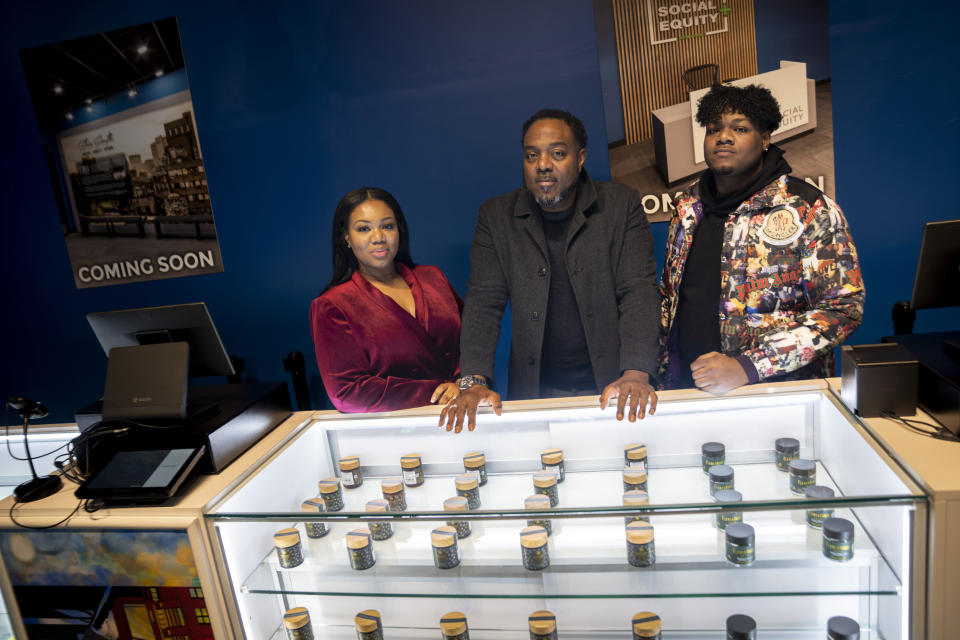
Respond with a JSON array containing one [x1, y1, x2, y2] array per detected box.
[[323, 187, 415, 292]]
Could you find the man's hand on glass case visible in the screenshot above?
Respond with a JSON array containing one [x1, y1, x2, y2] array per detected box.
[[438, 385, 502, 433], [600, 369, 658, 421]]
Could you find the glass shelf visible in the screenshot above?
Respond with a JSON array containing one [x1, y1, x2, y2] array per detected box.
[[266, 625, 883, 639], [241, 501, 896, 599], [211, 461, 918, 523]]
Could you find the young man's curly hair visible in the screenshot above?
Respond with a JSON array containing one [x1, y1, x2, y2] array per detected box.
[[695, 84, 782, 134]]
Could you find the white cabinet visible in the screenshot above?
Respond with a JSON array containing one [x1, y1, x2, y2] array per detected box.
[[206, 381, 925, 639]]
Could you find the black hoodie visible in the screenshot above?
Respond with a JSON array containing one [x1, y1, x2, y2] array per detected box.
[[673, 145, 792, 388]]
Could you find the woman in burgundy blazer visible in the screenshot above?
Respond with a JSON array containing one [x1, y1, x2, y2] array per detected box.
[[310, 187, 462, 412]]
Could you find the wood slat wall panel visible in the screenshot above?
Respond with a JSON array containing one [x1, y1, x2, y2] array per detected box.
[[612, 0, 758, 143]]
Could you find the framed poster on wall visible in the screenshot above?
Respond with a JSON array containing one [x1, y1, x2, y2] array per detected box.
[[19, 17, 225, 288]]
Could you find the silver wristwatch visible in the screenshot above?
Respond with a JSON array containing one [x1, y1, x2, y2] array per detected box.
[[458, 374, 488, 391]]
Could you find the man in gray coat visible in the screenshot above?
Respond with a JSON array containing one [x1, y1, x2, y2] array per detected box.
[[440, 109, 660, 431]]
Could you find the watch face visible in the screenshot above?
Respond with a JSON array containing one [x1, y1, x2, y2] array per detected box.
[[458, 375, 483, 391]]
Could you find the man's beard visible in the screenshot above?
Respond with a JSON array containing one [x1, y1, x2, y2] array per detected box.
[[526, 169, 580, 209]]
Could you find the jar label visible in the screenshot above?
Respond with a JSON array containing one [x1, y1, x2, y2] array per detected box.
[[777, 452, 799, 468], [702, 456, 724, 471], [628, 542, 655, 567], [402, 469, 419, 485], [806, 509, 833, 526], [791, 475, 816, 493], [719, 511, 743, 525], [543, 464, 561, 478], [823, 539, 853, 559], [726, 544, 755, 564]]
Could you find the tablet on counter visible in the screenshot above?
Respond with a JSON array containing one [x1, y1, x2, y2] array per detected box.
[[75, 446, 205, 504]]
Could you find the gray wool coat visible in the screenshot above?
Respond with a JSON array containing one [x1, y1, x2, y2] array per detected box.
[[460, 171, 660, 400]]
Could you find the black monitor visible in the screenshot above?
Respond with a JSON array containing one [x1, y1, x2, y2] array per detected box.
[[910, 219, 960, 311], [87, 302, 235, 378]]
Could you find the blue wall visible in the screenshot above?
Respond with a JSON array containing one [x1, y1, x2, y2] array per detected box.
[[1, 1, 957, 423], [0, 1, 610, 422], [829, 1, 960, 342]]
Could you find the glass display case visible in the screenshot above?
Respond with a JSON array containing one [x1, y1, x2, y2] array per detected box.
[[205, 381, 926, 639]]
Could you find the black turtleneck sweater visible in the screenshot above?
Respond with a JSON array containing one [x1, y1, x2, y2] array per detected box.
[[534, 196, 596, 395], [674, 146, 792, 388]]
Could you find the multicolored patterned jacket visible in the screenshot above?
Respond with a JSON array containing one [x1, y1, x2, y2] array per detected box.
[[659, 174, 864, 387]]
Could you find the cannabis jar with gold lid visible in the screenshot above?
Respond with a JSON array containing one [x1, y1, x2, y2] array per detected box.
[[300, 498, 329, 539], [520, 525, 550, 571], [346, 528, 376, 570], [365, 499, 393, 541], [528, 610, 557, 640], [283, 606, 314, 640], [440, 611, 470, 640], [532, 471, 559, 507], [524, 493, 553, 535], [354, 609, 383, 640], [273, 528, 304, 568]]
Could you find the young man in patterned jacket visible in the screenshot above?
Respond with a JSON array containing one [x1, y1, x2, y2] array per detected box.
[[659, 84, 864, 393]]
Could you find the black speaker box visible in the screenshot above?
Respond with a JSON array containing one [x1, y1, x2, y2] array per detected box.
[[841, 343, 918, 419]]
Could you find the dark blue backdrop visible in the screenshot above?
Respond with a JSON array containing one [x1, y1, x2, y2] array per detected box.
[[1, 1, 957, 423]]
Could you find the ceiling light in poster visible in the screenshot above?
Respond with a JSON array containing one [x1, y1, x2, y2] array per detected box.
[[19, 17, 225, 288]]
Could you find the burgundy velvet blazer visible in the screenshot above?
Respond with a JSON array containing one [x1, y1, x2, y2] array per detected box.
[[310, 263, 463, 413]]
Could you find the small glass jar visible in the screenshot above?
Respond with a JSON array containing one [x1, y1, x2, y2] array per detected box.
[[774, 437, 800, 471], [339, 455, 363, 488], [365, 499, 393, 541], [623, 489, 650, 524], [354, 609, 383, 640], [533, 471, 559, 507], [525, 493, 553, 534], [725, 522, 755, 566], [540, 448, 565, 482], [708, 464, 735, 496], [301, 498, 329, 539], [431, 525, 461, 569], [528, 610, 557, 640], [455, 473, 482, 510], [626, 521, 656, 567], [823, 517, 854, 562], [789, 459, 817, 495], [623, 467, 648, 492], [400, 453, 424, 487], [726, 614, 757, 640], [317, 477, 344, 512], [381, 478, 407, 512], [827, 615, 860, 640], [440, 612, 470, 640], [804, 485, 835, 529], [624, 443, 648, 471], [273, 528, 304, 569], [463, 451, 487, 486], [701, 442, 725, 474], [346, 528, 376, 570], [631, 611, 662, 640], [520, 525, 550, 571], [444, 496, 472, 538], [714, 489, 743, 530], [283, 606, 314, 640]]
